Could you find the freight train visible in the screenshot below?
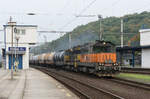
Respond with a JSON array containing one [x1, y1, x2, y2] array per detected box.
[[30, 40, 121, 77]]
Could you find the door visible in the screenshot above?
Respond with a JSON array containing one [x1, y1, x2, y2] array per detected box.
[[9, 55, 23, 69]]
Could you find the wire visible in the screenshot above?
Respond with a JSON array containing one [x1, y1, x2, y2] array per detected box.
[[60, 0, 71, 12], [79, 0, 97, 15], [59, 0, 97, 30], [111, 0, 121, 7], [99, 0, 121, 14], [59, 0, 122, 30]]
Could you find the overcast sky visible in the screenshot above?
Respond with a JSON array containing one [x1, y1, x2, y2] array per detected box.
[[1, 0, 150, 50]]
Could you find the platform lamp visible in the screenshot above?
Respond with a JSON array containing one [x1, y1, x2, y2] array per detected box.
[[8, 16, 17, 80], [15, 35, 20, 70], [14, 27, 20, 70]]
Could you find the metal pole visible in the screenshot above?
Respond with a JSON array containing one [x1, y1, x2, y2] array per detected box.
[[11, 23, 14, 80], [132, 50, 135, 67], [99, 18, 102, 40], [14, 37, 16, 72], [98, 15, 102, 41], [121, 19, 124, 47], [69, 33, 72, 49], [16, 38, 19, 69]]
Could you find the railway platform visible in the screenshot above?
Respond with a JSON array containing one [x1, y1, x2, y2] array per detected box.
[[0, 68, 79, 99]]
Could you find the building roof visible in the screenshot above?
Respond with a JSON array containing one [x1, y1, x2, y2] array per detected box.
[[116, 45, 150, 51], [3, 25, 37, 27], [139, 29, 150, 33]]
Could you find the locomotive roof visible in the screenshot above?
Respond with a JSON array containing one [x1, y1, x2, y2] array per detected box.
[[66, 40, 115, 52], [77, 40, 115, 48]]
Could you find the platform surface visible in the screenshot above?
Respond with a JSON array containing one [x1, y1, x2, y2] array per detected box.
[[0, 68, 79, 99]]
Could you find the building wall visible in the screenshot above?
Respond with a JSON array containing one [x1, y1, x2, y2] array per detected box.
[[5, 44, 29, 69], [140, 29, 150, 46], [142, 49, 150, 68], [140, 29, 150, 68], [4, 24, 37, 69], [5, 26, 37, 44]]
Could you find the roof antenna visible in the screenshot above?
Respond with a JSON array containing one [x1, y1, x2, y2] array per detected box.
[[9, 16, 12, 22]]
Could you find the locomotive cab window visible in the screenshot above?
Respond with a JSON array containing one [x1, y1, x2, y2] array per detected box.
[[93, 43, 115, 53]]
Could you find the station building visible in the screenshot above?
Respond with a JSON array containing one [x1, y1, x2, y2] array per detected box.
[[140, 29, 150, 68], [4, 21, 37, 69]]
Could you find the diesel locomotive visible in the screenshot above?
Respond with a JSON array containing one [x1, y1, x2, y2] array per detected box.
[[30, 40, 121, 77]]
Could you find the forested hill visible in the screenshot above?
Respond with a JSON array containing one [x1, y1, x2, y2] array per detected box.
[[32, 11, 150, 54]]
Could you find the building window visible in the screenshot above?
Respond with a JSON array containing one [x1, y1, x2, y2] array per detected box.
[[16, 29, 20, 34], [21, 30, 25, 35], [15, 29, 26, 35]]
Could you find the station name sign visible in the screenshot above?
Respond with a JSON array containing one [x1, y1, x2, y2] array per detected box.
[[9, 47, 26, 51]]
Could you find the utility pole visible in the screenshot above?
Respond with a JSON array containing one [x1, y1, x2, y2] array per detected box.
[[98, 15, 102, 41], [10, 16, 14, 80], [43, 35, 47, 43], [69, 33, 72, 49], [43, 35, 48, 52], [121, 18, 124, 47], [8, 17, 17, 80], [15, 35, 20, 71], [120, 18, 124, 66]]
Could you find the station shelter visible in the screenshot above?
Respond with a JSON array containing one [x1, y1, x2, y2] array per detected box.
[[116, 29, 150, 68], [116, 46, 141, 67], [140, 29, 150, 68], [4, 21, 37, 69]]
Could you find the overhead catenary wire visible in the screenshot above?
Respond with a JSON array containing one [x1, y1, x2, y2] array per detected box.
[[100, 0, 121, 12], [59, 0, 97, 30], [59, 0, 123, 31], [59, 0, 71, 13]]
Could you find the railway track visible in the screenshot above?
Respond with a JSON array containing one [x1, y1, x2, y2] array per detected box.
[[110, 77, 150, 91], [121, 71, 150, 74], [35, 66, 123, 99], [121, 67, 150, 75]]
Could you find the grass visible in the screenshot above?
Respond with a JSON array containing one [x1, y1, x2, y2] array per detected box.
[[116, 73, 150, 81]]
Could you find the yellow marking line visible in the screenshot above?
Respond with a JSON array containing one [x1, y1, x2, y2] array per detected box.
[[57, 85, 62, 88], [66, 93, 72, 97]]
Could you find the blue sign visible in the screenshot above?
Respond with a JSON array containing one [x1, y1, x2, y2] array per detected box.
[[9, 47, 26, 51]]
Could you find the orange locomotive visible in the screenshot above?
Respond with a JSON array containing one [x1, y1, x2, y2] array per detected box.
[[30, 40, 120, 77], [64, 40, 120, 76]]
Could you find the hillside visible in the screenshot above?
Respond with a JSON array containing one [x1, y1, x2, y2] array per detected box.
[[32, 11, 150, 54]]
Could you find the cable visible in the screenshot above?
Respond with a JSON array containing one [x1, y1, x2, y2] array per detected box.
[[99, 0, 121, 14], [59, 0, 97, 30], [59, 0, 122, 30], [111, 0, 121, 7], [60, 0, 71, 12]]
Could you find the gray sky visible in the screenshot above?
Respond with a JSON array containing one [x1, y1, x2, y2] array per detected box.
[[1, 0, 150, 50]]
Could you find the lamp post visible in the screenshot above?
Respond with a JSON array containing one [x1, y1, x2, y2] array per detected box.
[[15, 35, 20, 71], [98, 15, 102, 41], [8, 17, 16, 80]]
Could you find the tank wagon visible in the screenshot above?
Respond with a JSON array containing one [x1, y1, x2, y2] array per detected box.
[[30, 40, 121, 77]]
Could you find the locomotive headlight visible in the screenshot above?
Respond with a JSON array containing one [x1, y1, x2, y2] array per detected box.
[[103, 42, 106, 45], [114, 63, 118, 66]]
